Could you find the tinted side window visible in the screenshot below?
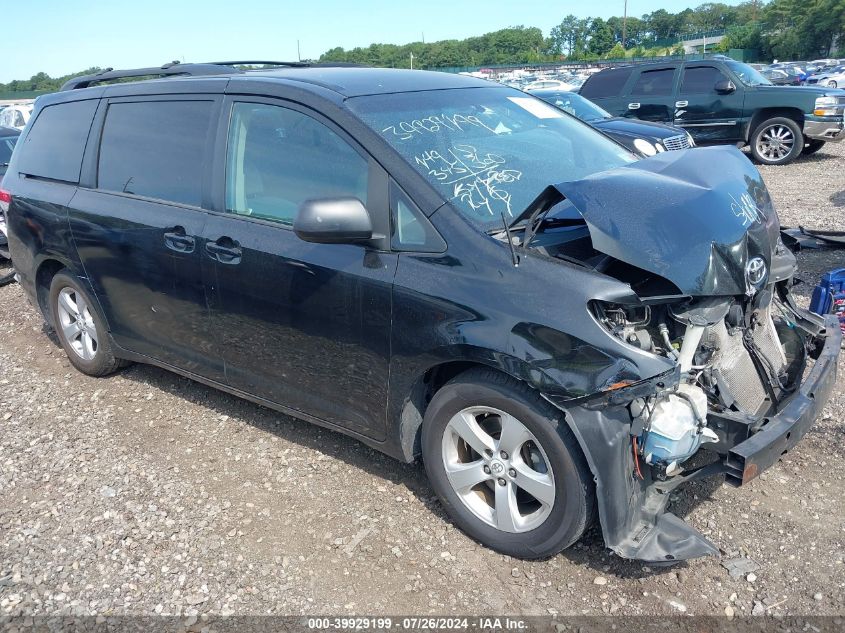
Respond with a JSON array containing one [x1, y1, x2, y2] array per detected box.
[[580, 68, 634, 98], [97, 100, 213, 206], [226, 102, 368, 226], [630, 68, 676, 96], [17, 100, 97, 183], [681, 66, 726, 94]]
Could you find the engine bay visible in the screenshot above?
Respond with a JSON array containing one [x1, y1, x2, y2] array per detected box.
[[523, 215, 809, 479]]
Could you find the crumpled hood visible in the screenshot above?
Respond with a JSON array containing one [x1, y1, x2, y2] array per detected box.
[[554, 145, 781, 297]]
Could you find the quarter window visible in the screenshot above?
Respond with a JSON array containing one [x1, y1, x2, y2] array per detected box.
[[97, 100, 214, 206], [225, 102, 368, 226], [18, 100, 97, 183], [681, 67, 726, 94], [390, 183, 445, 252], [630, 69, 676, 96]]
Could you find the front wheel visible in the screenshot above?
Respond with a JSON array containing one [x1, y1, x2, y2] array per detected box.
[[827, 80, 838, 88], [749, 117, 804, 165], [421, 368, 595, 559]]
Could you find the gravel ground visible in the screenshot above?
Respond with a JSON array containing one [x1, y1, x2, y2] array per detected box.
[[1, 142, 844, 619]]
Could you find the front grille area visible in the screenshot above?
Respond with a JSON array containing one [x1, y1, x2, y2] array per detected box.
[[662, 134, 691, 151]]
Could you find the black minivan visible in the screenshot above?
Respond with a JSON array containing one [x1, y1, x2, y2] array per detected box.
[[3, 62, 840, 564]]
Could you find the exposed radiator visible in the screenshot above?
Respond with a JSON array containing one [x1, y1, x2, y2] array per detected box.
[[703, 309, 786, 414]]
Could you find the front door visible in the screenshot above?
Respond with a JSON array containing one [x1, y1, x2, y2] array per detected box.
[[203, 99, 396, 439], [674, 65, 745, 143], [69, 96, 223, 380]]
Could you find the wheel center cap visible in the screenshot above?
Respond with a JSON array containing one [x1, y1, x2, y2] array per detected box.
[[489, 460, 505, 475]]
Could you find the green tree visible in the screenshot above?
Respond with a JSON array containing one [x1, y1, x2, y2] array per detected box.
[[605, 43, 627, 59], [588, 18, 615, 55]]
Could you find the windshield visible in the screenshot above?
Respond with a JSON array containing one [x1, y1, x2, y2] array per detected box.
[[533, 91, 612, 122], [726, 61, 772, 86], [348, 87, 635, 230]]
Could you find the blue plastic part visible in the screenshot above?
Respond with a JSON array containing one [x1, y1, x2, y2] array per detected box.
[[810, 268, 845, 335]]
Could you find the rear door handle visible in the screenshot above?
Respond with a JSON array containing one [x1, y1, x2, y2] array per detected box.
[[205, 238, 242, 265], [628, 102, 641, 110], [675, 100, 689, 107], [163, 227, 195, 253]]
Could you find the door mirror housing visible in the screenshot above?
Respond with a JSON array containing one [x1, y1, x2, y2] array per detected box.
[[293, 198, 373, 244], [714, 79, 736, 94]]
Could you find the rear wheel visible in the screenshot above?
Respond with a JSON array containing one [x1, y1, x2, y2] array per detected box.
[[49, 271, 126, 376], [421, 368, 595, 559], [749, 117, 803, 165], [803, 139, 826, 155]]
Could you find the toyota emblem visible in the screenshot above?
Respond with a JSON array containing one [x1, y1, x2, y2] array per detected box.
[[746, 256, 767, 288]]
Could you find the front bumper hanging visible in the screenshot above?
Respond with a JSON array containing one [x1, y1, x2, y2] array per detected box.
[[562, 314, 840, 563]]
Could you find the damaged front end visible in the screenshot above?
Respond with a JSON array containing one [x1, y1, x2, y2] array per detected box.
[[525, 147, 841, 562]]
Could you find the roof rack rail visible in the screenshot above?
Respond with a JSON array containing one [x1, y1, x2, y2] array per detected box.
[[60, 60, 368, 91], [60, 61, 239, 91], [209, 60, 310, 67]]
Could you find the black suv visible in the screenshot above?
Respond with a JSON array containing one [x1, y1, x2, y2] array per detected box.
[[581, 58, 845, 165], [3, 62, 840, 563]]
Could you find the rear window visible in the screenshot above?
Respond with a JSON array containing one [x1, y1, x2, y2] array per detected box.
[[97, 100, 214, 206], [17, 100, 97, 183], [580, 68, 634, 99], [630, 68, 676, 96]]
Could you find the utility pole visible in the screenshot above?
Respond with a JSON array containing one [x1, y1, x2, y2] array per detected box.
[[622, 0, 628, 49], [297, 40, 301, 62], [410, 52, 414, 70]]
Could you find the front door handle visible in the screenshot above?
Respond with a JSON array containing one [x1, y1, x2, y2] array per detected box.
[[628, 102, 641, 110], [675, 100, 689, 107], [163, 227, 195, 253], [205, 238, 242, 265]]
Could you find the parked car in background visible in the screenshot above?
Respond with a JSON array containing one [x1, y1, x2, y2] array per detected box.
[[761, 68, 801, 86], [532, 89, 695, 156], [4, 61, 839, 565], [0, 104, 33, 130], [0, 126, 20, 285], [580, 59, 845, 164], [523, 79, 575, 92], [0, 126, 20, 183], [806, 65, 845, 88]]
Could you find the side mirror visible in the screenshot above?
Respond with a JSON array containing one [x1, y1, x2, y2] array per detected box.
[[714, 79, 736, 94], [293, 198, 373, 244]]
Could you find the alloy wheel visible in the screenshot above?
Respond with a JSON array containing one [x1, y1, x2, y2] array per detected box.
[[56, 287, 98, 360], [441, 406, 555, 533], [756, 124, 795, 162]]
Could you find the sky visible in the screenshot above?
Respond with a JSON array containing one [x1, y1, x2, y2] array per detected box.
[[2, 0, 742, 83]]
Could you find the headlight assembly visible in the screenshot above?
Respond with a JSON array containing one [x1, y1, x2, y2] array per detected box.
[[633, 138, 657, 156], [814, 96, 841, 116]]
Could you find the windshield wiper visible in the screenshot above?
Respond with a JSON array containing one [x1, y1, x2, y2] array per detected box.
[[507, 184, 568, 250]]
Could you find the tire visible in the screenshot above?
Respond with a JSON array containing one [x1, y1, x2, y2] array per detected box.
[[49, 270, 126, 376], [803, 139, 826, 155], [421, 368, 595, 559], [827, 80, 838, 88], [749, 117, 803, 165]]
